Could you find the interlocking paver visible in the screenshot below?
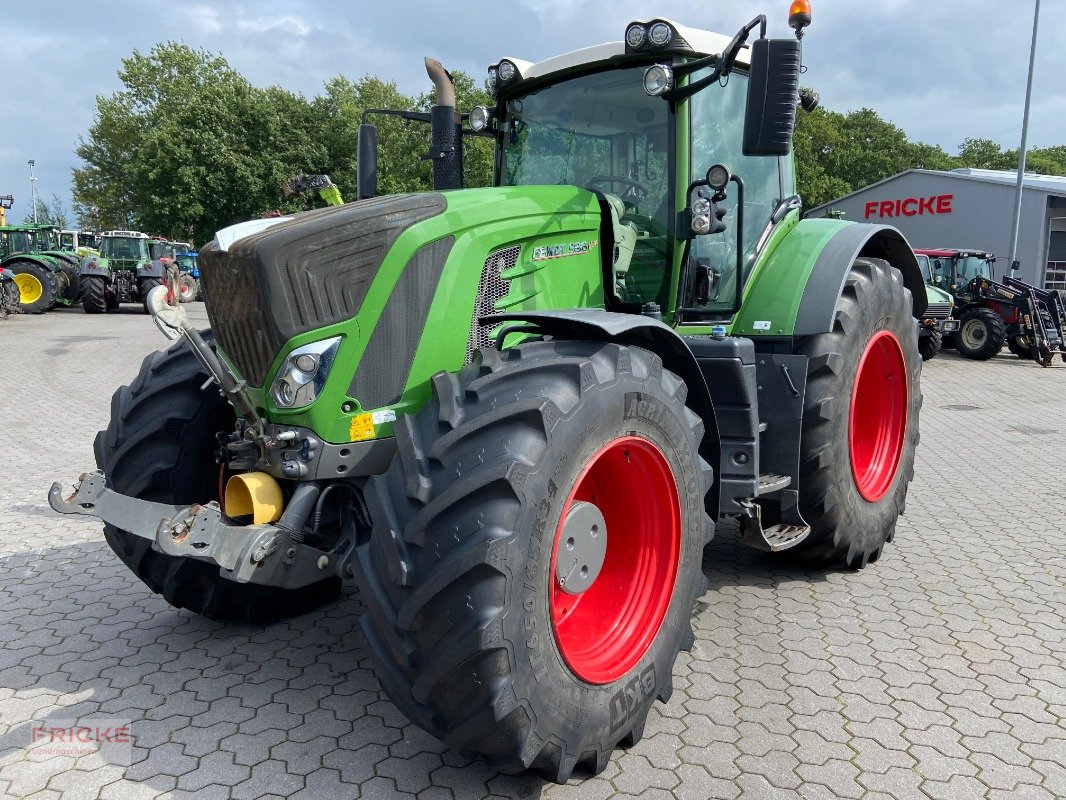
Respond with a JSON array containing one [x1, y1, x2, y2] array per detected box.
[[2, 308, 1065, 799]]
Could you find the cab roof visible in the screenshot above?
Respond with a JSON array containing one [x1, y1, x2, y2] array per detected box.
[[490, 18, 748, 90]]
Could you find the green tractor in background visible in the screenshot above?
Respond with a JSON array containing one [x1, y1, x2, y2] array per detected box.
[[913, 252, 958, 360], [0, 224, 82, 313], [59, 229, 99, 256], [52, 5, 926, 781], [80, 230, 169, 313]]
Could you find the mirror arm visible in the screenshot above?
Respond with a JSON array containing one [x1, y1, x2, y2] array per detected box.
[[667, 15, 766, 103]]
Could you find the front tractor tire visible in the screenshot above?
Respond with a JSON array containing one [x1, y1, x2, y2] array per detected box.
[[793, 257, 922, 568], [354, 340, 713, 781], [918, 329, 942, 361], [95, 333, 342, 623], [956, 307, 1006, 360]]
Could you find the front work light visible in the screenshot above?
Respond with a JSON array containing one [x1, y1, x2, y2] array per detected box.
[[707, 164, 731, 191], [789, 0, 812, 36], [271, 336, 341, 409], [626, 24, 646, 48], [649, 22, 673, 46], [643, 64, 674, 97], [469, 105, 493, 132], [498, 60, 517, 82]]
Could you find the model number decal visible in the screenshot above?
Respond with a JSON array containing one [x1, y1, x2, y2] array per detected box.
[[532, 240, 594, 261]]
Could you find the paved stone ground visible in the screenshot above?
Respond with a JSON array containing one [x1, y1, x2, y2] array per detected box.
[[1, 306, 1063, 800]]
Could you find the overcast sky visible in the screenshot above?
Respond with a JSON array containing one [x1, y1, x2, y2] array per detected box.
[[3, 0, 1063, 224]]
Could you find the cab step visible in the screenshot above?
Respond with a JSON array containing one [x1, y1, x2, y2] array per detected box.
[[756, 473, 790, 495]]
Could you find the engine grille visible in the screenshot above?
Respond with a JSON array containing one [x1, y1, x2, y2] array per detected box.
[[467, 245, 521, 362], [199, 194, 445, 386], [925, 302, 953, 319]]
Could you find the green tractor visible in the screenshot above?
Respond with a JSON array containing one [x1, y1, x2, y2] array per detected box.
[[0, 224, 81, 313], [914, 252, 959, 360], [80, 230, 168, 313], [51, 6, 926, 781]]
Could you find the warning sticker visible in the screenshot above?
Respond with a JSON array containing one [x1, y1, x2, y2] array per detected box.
[[372, 409, 397, 425], [753, 320, 772, 331], [349, 413, 375, 442]]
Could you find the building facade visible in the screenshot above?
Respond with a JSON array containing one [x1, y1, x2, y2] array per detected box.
[[809, 168, 1066, 290]]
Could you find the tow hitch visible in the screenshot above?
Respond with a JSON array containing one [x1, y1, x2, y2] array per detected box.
[[48, 472, 342, 588]]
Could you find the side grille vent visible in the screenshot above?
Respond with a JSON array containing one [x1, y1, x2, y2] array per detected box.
[[467, 245, 520, 361], [925, 302, 953, 319]]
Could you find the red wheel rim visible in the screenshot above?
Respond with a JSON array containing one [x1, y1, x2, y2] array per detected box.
[[549, 436, 681, 684], [849, 331, 908, 502]]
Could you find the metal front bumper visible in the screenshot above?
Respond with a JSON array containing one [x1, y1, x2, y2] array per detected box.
[[48, 472, 341, 588]]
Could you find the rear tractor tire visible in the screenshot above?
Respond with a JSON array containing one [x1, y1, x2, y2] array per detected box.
[[918, 329, 942, 361], [139, 277, 163, 314], [9, 261, 58, 314], [95, 332, 342, 623], [353, 340, 713, 781], [177, 273, 199, 303], [792, 257, 922, 569], [956, 307, 1006, 360], [82, 276, 108, 314]]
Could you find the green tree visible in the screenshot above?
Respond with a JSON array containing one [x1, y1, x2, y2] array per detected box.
[[21, 193, 70, 228]]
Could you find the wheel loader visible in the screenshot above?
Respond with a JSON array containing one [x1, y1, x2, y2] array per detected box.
[[51, 3, 926, 781]]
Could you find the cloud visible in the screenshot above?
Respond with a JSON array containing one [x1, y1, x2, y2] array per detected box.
[[2, 0, 1063, 223]]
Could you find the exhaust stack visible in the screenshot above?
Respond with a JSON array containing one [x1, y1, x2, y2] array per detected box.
[[425, 57, 464, 191]]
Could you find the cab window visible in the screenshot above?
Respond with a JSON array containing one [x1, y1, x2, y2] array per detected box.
[[685, 70, 782, 317]]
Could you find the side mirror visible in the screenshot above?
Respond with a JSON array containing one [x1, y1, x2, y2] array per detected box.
[[357, 124, 378, 200], [742, 38, 801, 156]]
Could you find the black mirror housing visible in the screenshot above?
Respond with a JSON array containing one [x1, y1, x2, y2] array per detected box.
[[357, 124, 378, 200], [742, 38, 801, 156]]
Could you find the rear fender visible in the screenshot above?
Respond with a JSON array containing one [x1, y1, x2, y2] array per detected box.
[[483, 309, 724, 515], [80, 255, 111, 279], [734, 220, 926, 338]]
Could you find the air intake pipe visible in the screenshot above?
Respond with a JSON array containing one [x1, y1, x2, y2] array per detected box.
[[425, 57, 464, 191]]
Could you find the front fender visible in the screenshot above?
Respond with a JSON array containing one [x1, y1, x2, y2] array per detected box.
[[139, 260, 166, 278], [483, 308, 722, 507], [734, 219, 926, 338], [2, 255, 58, 274]]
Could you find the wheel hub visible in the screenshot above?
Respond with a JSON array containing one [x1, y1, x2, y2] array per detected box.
[[549, 436, 681, 684], [962, 319, 986, 348], [849, 331, 907, 503], [554, 501, 607, 595], [14, 273, 42, 305]]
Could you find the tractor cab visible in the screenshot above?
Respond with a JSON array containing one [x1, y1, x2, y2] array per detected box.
[[357, 13, 817, 329], [916, 248, 996, 301]]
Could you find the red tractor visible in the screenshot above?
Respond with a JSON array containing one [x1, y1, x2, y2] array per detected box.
[[917, 248, 1066, 366]]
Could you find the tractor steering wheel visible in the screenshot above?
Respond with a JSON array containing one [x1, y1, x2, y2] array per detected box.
[[584, 176, 650, 205]]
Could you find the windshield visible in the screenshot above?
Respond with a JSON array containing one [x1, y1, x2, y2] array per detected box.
[[60, 233, 75, 250], [954, 256, 992, 284], [916, 255, 932, 282], [500, 66, 672, 307], [78, 233, 95, 248], [9, 231, 35, 253], [101, 237, 148, 261], [150, 241, 174, 260]]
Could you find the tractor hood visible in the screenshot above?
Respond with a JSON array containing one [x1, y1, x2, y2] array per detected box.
[[199, 186, 607, 431], [925, 283, 953, 304]]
